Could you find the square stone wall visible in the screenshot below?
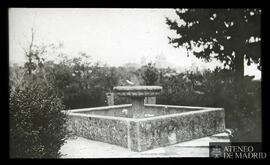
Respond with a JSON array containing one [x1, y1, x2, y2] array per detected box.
[[65, 107, 226, 152]]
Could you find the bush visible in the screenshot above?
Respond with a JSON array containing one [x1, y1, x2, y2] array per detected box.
[[9, 82, 68, 158], [141, 63, 159, 85]]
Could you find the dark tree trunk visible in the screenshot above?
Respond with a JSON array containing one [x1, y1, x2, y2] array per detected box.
[[232, 34, 245, 94], [233, 53, 245, 117], [234, 53, 244, 82]]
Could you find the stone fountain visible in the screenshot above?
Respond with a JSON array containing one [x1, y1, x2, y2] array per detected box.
[[113, 86, 162, 118], [65, 85, 226, 152]]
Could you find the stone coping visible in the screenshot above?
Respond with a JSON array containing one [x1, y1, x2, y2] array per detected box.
[[66, 112, 132, 122], [131, 108, 224, 121], [145, 104, 222, 110], [65, 107, 224, 122], [63, 104, 132, 113], [114, 86, 162, 91], [62, 104, 222, 114]]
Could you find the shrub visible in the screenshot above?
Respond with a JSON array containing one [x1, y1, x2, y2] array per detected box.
[[9, 82, 68, 158], [140, 63, 159, 85]]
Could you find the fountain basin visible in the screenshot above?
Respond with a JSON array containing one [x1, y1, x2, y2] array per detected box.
[[64, 104, 226, 152], [113, 86, 162, 97]]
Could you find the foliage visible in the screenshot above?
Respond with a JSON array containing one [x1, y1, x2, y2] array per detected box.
[[41, 54, 121, 109], [140, 63, 159, 85], [9, 64, 28, 92], [10, 55, 261, 142], [10, 26, 261, 147], [23, 28, 48, 76], [9, 32, 69, 158], [165, 9, 261, 141], [166, 9, 261, 79], [9, 81, 68, 158], [156, 67, 261, 142]]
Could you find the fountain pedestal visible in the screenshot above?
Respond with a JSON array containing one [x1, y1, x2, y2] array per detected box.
[[113, 86, 162, 118], [130, 97, 144, 118]]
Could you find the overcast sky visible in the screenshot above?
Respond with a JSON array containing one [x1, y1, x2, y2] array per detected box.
[[9, 8, 261, 79]]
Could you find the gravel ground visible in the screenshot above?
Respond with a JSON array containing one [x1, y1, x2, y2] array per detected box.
[[60, 133, 230, 158]]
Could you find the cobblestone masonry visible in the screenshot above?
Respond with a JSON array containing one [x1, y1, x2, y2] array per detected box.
[[137, 109, 225, 151], [65, 106, 225, 152], [67, 114, 129, 148]]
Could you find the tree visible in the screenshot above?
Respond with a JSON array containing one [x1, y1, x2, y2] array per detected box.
[[23, 28, 46, 76], [166, 9, 261, 141], [141, 63, 159, 85], [10, 30, 69, 158], [166, 9, 261, 82]]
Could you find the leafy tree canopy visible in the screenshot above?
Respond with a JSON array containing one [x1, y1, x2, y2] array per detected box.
[[166, 9, 261, 78]]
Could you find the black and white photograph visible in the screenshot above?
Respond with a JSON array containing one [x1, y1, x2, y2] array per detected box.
[[8, 8, 263, 159]]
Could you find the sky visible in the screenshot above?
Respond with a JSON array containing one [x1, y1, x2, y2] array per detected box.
[[9, 8, 261, 79]]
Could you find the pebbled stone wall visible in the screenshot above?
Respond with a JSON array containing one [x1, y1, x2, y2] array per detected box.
[[65, 106, 226, 152], [136, 109, 226, 151], [67, 114, 129, 148]]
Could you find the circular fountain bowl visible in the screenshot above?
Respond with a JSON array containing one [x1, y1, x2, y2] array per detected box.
[[113, 86, 162, 97]]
